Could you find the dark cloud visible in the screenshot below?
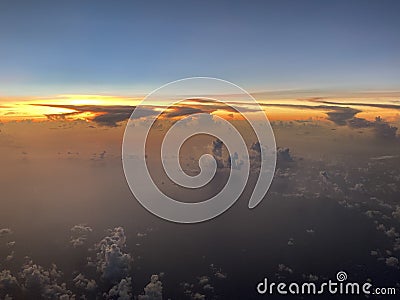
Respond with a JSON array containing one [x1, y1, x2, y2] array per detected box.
[[311, 99, 400, 110], [277, 148, 294, 163], [252, 102, 362, 125], [165, 107, 204, 118], [33, 104, 157, 127], [347, 117, 374, 128], [374, 117, 398, 139], [325, 107, 360, 125], [348, 116, 398, 140]]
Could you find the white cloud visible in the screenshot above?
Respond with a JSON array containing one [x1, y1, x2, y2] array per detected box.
[[385, 256, 399, 267], [92, 227, 133, 283], [104, 277, 133, 300], [138, 275, 163, 300]]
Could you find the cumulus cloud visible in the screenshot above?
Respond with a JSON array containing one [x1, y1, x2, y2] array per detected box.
[[385, 256, 399, 267], [138, 275, 163, 300], [191, 293, 206, 300], [392, 206, 400, 220], [73, 273, 97, 292], [19, 259, 74, 299], [211, 139, 226, 169], [198, 276, 210, 286], [385, 227, 399, 238], [104, 277, 133, 300], [70, 224, 93, 248], [348, 116, 398, 140], [277, 148, 294, 163], [0, 270, 19, 292], [91, 227, 133, 283]]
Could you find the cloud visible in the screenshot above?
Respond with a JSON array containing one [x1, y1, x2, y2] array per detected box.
[[311, 99, 400, 110], [278, 264, 293, 274], [104, 277, 133, 300], [73, 273, 97, 292], [138, 275, 163, 300], [385, 256, 399, 267], [191, 293, 206, 300], [348, 116, 398, 140], [20, 259, 74, 299], [0, 228, 13, 237], [392, 206, 400, 220], [277, 148, 294, 163], [198, 276, 210, 286], [211, 139, 228, 169], [325, 107, 360, 126], [373, 117, 398, 139], [165, 106, 204, 118], [70, 224, 93, 248], [92, 227, 133, 283], [33, 104, 158, 127], [0, 270, 19, 291]]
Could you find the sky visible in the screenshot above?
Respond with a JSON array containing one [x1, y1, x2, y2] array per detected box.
[[1, 0, 400, 96], [1, 2, 400, 298]]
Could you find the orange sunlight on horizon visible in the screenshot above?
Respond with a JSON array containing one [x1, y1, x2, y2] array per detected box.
[[0, 93, 399, 125]]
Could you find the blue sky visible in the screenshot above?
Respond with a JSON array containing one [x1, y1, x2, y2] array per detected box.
[[1, 0, 399, 96]]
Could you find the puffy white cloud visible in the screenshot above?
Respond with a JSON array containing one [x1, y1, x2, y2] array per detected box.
[[192, 293, 205, 300], [385, 256, 399, 267], [19, 259, 74, 299], [73, 273, 97, 292], [104, 277, 133, 300], [198, 276, 209, 286], [138, 275, 163, 300], [70, 224, 93, 248], [92, 227, 133, 283], [385, 227, 399, 238], [0, 269, 19, 290]]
